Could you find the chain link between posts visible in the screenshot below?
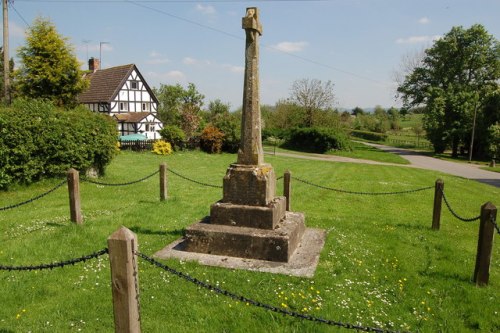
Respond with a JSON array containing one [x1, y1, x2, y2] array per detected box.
[[136, 252, 407, 333], [83, 170, 159, 186], [490, 215, 500, 235], [0, 180, 67, 211], [0, 248, 108, 271], [167, 168, 223, 188], [293, 177, 433, 196], [440, 188, 481, 222]]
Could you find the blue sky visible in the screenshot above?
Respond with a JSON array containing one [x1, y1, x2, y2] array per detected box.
[[4, 0, 500, 111]]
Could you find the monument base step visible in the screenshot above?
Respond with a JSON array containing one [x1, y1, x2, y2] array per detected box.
[[210, 196, 286, 230], [183, 212, 305, 262]]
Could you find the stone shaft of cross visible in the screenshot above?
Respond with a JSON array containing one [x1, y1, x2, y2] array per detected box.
[[238, 7, 264, 166]]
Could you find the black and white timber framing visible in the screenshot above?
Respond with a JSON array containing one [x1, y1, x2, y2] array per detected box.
[[78, 62, 163, 139]]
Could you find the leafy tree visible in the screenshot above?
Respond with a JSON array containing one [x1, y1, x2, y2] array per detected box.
[[207, 99, 240, 152], [387, 107, 401, 130], [397, 24, 500, 156], [154, 82, 204, 128], [351, 106, 364, 116], [0, 47, 15, 103], [488, 122, 500, 160], [263, 99, 306, 131], [289, 78, 335, 127], [16, 17, 88, 108]]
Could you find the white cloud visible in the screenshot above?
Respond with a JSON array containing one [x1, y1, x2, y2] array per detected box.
[[9, 21, 26, 38], [272, 41, 308, 53], [182, 57, 211, 66], [222, 64, 244, 74], [146, 51, 170, 65], [418, 17, 430, 24], [196, 4, 216, 15], [396, 35, 441, 44], [183, 57, 197, 65], [148, 70, 186, 82]]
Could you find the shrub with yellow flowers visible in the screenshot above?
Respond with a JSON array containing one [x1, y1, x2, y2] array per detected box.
[[152, 140, 173, 155]]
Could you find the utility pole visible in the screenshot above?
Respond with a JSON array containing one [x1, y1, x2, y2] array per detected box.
[[2, 0, 10, 104]]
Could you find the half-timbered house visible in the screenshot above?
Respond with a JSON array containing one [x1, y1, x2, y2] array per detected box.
[[78, 58, 163, 139]]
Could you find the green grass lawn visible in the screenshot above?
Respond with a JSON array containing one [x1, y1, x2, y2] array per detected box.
[[1, 150, 499, 332], [327, 141, 410, 164], [264, 141, 409, 165], [480, 165, 500, 173]]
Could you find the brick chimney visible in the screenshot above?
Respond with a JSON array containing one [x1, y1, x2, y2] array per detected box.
[[88, 57, 100, 72]]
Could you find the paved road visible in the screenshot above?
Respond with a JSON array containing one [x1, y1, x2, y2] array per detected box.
[[362, 142, 500, 188], [266, 144, 500, 188]]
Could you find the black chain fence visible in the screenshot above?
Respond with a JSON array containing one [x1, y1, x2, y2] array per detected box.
[[136, 252, 407, 333], [293, 177, 433, 196], [0, 248, 108, 271], [491, 215, 500, 234], [83, 170, 159, 186], [0, 180, 67, 211], [440, 189, 481, 222], [167, 168, 223, 189]]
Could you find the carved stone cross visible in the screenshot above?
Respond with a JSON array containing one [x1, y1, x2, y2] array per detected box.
[[238, 7, 264, 166]]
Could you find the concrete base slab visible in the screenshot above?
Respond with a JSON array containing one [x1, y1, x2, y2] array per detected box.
[[154, 228, 326, 278]]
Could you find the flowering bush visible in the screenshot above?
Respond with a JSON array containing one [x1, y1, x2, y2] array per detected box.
[[152, 140, 173, 155], [200, 125, 224, 154]]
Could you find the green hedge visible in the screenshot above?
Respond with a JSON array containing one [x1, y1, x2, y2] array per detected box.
[[0, 99, 118, 189], [283, 127, 352, 153], [350, 129, 388, 142]]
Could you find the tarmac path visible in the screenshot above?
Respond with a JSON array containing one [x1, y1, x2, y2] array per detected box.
[[266, 143, 500, 188]]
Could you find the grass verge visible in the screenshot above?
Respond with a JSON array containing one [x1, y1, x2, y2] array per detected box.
[[1, 150, 499, 332]]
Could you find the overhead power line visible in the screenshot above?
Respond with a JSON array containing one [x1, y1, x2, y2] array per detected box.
[[14, 0, 385, 85], [10, 3, 30, 27], [17, 0, 337, 3]]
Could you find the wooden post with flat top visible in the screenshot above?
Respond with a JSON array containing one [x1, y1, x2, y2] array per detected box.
[[284, 170, 291, 211], [159, 163, 167, 201], [67, 168, 83, 224], [473, 202, 497, 286], [432, 179, 444, 230], [108, 227, 141, 332]]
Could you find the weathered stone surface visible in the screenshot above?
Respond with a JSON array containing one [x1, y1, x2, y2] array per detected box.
[[210, 196, 286, 229], [237, 7, 264, 166], [155, 228, 326, 278], [184, 212, 305, 262], [222, 163, 276, 206]]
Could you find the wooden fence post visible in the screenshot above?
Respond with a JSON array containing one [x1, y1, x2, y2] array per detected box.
[[108, 227, 141, 333], [284, 170, 291, 211], [160, 163, 167, 201], [473, 202, 497, 286], [67, 168, 83, 224], [432, 179, 444, 230]]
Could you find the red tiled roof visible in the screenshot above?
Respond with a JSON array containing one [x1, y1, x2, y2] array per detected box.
[[78, 64, 134, 103]]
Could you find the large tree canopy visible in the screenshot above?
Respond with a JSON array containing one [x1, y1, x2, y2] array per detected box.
[[289, 78, 335, 127], [397, 24, 500, 157], [154, 83, 205, 138], [16, 17, 88, 108]]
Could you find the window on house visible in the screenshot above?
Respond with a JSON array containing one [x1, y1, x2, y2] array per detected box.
[[142, 103, 150, 111], [120, 102, 128, 111], [130, 81, 138, 90]]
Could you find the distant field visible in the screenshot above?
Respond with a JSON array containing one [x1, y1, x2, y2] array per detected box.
[[1, 150, 499, 332]]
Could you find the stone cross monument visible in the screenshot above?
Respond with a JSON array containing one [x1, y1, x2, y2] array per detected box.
[[183, 7, 307, 263], [238, 7, 264, 166]]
